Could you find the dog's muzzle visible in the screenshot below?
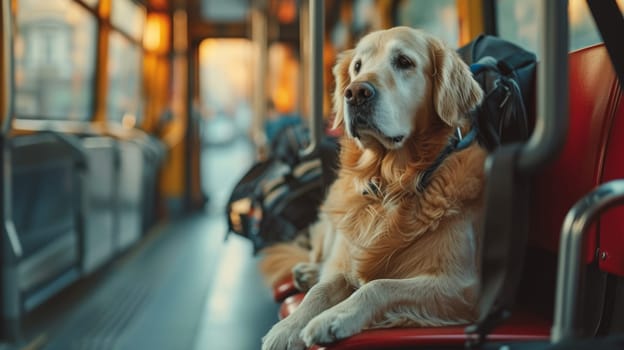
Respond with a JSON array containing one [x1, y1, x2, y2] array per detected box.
[[345, 81, 377, 138]]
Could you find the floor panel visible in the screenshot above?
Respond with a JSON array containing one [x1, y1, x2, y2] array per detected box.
[[28, 214, 278, 350]]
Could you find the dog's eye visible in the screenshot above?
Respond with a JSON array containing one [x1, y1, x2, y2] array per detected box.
[[354, 60, 361, 74], [394, 54, 414, 70]]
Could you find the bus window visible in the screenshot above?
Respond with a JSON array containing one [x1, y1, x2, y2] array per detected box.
[[201, 0, 249, 22], [82, 0, 99, 8], [13, 0, 96, 120], [352, 0, 383, 34], [394, 0, 459, 47], [497, 0, 624, 55], [329, 0, 387, 50], [106, 31, 143, 127], [199, 39, 253, 143], [568, 0, 623, 50], [111, 0, 146, 42], [198, 40, 301, 143]]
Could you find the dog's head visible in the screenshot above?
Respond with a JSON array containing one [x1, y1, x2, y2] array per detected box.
[[332, 27, 483, 150]]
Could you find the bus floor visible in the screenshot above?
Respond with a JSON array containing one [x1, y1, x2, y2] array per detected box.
[[20, 212, 279, 350]]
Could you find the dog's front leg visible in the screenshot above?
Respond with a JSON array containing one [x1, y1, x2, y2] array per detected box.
[[299, 278, 385, 346], [301, 276, 475, 346], [262, 273, 355, 350]]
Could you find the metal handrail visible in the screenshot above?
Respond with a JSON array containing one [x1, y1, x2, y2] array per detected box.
[[2, 0, 13, 134], [551, 179, 624, 343], [3, 145, 21, 258], [299, 0, 309, 122], [251, 0, 268, 156], [1, 0, 21, 259], [300, 0, 323, 158], [518, 0, 569, 173]]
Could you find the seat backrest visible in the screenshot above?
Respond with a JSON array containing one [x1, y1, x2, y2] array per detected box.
[[597, 87, 624, 276], [531, 44, 621, 264], [597, 95, 624, 334]]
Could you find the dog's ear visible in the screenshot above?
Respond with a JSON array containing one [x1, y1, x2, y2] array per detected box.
[[331, 49, 354, 130], [429, 39, 482, 127]]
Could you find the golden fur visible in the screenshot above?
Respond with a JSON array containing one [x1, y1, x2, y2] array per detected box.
[[260, 27, 486, 350]]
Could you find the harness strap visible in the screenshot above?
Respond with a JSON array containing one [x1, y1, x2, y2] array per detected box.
[[417, 127, 477, 192]]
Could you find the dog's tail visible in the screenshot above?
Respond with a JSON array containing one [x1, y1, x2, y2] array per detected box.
[[258, 242, 310, 287]]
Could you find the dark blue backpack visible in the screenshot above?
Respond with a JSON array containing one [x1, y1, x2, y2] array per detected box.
[[458, 35, 537, 150]]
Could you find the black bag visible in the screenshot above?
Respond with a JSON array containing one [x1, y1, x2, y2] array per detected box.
[[458, 35, 537, 151], [226, 124, 339, 253]]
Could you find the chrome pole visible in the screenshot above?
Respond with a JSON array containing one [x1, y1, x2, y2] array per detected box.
[[518, 0, 569, 173], [300, 0, 323, 158], [2, 0, 13, 134], [552, 180, 624, 342], [298, 0, 309, 121], [1, 0, 20, 257], [251, 0, 268, 157]]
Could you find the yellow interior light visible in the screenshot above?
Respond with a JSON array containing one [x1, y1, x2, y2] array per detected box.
[[144, 13, 170, 54]]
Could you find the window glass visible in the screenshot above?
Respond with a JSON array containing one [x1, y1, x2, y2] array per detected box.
[[198, 39, 302, 143], [13, 0, 96, 120], [395, 0, 459, 47], [198, 38, 255, 203], [199, 39, 253, 141], [329, 0, 385, 51], [497, 0, 624, 56], [496, 0, 539, 54], [82, 0, 99, 8], [111, 0, 146, 42], [107, 31, 143, 126], [201, 0, 250, 22], [352, 0, 382, 34]]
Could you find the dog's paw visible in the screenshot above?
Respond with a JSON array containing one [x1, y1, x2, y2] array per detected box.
[[262, 320, 306, 350], [292, 262, 319, 292], [300, 308, 365, 346]]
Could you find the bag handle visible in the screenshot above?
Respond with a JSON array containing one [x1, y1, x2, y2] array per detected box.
[[497, 50, 536, 74]]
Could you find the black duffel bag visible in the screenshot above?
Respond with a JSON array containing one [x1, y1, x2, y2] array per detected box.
[[226, 123, 339, 253]]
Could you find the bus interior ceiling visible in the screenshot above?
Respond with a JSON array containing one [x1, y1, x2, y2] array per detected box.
[[0, 0, 623, 350]]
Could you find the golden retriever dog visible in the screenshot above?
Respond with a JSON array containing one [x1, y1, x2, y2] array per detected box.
[[260, 27, 487, 350]]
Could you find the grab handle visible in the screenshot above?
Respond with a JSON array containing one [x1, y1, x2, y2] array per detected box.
[[552, 180, 624, 343]]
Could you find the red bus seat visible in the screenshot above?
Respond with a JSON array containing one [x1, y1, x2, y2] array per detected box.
[[597, 81, 624, 276], [273, 276, 298, 302], [278, 293, 550, 350], [528, 43, 623, 330], [532, 44, 621, 263]]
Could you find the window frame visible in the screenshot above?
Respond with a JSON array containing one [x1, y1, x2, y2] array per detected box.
[[104, 0, 147, 127]]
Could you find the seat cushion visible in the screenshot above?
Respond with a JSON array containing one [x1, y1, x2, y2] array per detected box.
[[279, 293, 550, 350], [273, 277, 299, 302]]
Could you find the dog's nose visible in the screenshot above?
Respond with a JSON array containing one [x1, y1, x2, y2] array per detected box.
[[345, 82, 376, 106]]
